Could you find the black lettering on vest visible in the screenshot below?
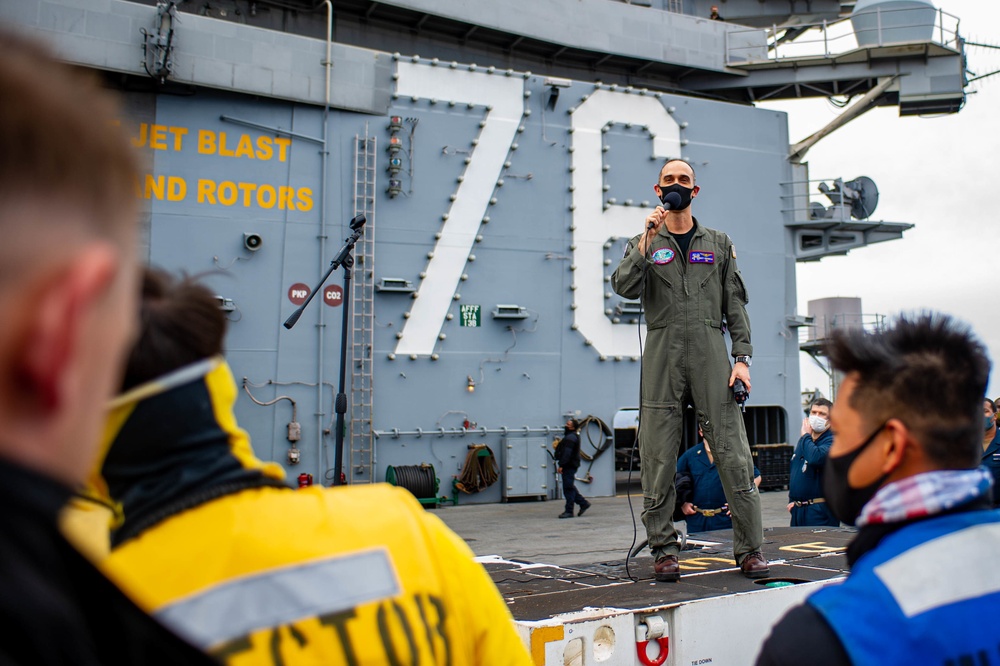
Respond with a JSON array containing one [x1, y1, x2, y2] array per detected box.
[[267, 624, 309, 666], [416, 594, 438, 663], [378, 599, 419, 666], [211, 635, 253, 663], [426, 594, 452, 666], [288, 624, 306, 648], [319, 608, 360, 666], [269, 626, 284, 666]]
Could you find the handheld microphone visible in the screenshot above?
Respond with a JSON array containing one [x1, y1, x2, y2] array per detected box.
[[648, 191, 683, 230]]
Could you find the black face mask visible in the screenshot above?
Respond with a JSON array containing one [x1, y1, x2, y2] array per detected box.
[[822, 422, 889, 526], [659, 183, 694, 211]]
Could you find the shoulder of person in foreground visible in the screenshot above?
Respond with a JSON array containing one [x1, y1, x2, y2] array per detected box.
[[755, 602, 850, 666], [105, 481, 533, 664], [382, 485, 533, 665], [283, 483, 536, 666]]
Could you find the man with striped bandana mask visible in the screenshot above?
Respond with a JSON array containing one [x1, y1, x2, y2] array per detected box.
[[757, 314, 1000, 666]]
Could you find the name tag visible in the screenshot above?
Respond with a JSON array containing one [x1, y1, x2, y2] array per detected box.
[[689, 251, 714, 264]]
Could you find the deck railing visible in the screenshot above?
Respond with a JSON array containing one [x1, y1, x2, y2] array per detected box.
[[725, 5, 961, 66]]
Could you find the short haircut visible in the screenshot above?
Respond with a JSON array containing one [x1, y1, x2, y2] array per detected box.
[[121, 268, 227, 391], [827, 313, 989, 469], [568, 418, 580, 430], [811, 398, 833, 411], [986, 399, 996, 415], [659, 158, 696, 183], [0, 30, 139, 248]]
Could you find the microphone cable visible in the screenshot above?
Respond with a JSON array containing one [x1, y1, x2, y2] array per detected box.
[[622, 217, 657, 581]]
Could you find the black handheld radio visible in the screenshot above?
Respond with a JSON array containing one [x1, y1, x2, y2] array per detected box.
[[732, 378, 749, 412]]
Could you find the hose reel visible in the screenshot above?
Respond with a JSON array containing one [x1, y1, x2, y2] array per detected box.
[[386, 464, 441, 505]]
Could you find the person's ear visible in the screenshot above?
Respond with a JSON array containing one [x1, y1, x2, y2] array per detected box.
[[17, 244, 118, 415], [691, 185, 701, 198], [880, 418, 910, 474], [653, 184, 662, 198]]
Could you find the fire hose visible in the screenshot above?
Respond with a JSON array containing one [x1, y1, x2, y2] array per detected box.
[[454, 443, 499, 494]]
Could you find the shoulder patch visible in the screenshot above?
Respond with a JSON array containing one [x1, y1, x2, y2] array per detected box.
[[652, 248, 675, 265], [732, 245, 737, 259]]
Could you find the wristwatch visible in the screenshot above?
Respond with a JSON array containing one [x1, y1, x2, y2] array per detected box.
[[735, 355, 752, 367]]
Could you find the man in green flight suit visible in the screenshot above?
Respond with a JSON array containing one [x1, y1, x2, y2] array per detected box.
[[612, 159, 768, 582]]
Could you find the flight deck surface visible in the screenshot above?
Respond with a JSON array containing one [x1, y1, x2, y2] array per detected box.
[[436, 488, 852, 622], [484, 527, 852, 622]]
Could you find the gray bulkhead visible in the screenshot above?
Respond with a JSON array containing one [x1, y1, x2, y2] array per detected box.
[[4, 0, 804, 501], [133, 76, 799, 500]]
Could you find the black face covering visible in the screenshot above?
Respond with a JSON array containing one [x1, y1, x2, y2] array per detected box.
[[823, 422, 889, 526], [659, 183, 694, 211]]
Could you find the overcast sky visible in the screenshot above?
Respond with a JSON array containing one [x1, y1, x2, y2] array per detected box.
[[757, 0, 1000, 400]]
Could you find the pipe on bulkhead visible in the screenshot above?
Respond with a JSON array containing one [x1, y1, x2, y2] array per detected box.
[[315, 0, 333, 482]]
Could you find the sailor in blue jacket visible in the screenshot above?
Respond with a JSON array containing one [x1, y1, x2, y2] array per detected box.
[[981, 399, 1000, 507], [556, 419, 591, 519], [677, 432, 760, 533], [757, 314, 1000, 666], [787, 399, 839, 527]]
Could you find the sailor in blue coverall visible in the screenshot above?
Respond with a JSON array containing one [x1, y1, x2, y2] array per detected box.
[[677, 432, 760, 533], [788, 399, 840, 527]]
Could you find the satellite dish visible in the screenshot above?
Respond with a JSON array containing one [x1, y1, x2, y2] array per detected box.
[[843, 176, 879, 219], [818, 176, 879, 220]]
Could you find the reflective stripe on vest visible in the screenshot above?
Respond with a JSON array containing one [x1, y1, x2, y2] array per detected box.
[[873, 521, 1000, 617], [156, 548, 400, 649], [809, 511, 1000, 665]]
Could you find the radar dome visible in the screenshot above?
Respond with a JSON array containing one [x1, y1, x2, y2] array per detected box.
[[851, 0, 936, 47]]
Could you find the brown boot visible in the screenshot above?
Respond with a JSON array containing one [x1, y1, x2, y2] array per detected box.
[[654, 555, 680, 582], [739, 551, 770, 579]]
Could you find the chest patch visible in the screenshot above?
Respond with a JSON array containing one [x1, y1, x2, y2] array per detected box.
[[652, 248, 675, 265], [689, 250, 714, 264]]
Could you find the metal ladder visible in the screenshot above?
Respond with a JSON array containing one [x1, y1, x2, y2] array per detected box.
[[348, 131, 376, 483]]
